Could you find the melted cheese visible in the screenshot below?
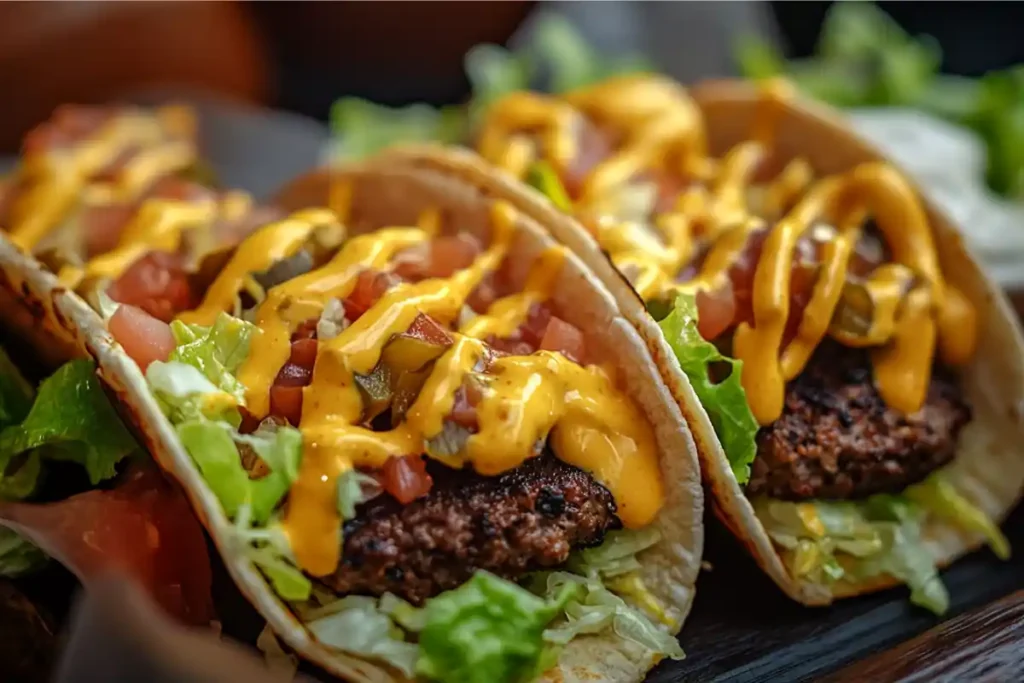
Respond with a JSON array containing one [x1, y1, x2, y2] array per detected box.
[[269, 201, 664, 576], [178, 209, 341, 326], [8, 108, 197, 251]]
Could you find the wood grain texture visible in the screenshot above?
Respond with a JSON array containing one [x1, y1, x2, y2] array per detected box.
[[823, 589, 1024, 682]]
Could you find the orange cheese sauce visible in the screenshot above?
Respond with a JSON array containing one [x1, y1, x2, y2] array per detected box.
[[192, 195, 665, 577], [478, 78, 978, 427]]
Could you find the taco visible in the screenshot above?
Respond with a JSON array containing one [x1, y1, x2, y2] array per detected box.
[[368, 77, 1024, 614], [40, 156, 704, 683], [0, 103, 284, 370]]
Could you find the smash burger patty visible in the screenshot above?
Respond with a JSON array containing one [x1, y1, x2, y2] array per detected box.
[[325, 454, 621, 604], [747, 341, 971, 501]]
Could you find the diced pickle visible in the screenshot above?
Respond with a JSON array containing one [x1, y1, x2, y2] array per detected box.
[[381, 333, 450, 375], [354, 364, 393, 424], [391, 366, 433, 427]]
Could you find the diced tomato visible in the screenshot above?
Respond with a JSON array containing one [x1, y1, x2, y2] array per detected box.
[[486, 338, 535, 358], [695, 285, 737, 342], [291, 318, 319, 341], [466, 275, 498, 313], [0, 463, 214, 625], [274, 362, 312, 388], [269, 385, 304, 426], [426, 235, 482, 278], [539, 316, 587, 364], [289, 338, 318, 370], [448, 384, 481, 430], [81, 203, 138, 258], [149, 177, 214, 203], [109, 304, 175, 372], [108, 251, 196, 323], [343, 270, 394, 322], [405, 313, 453, 347], [378, 455, 433, 504], [519, 303, 553, 348], [22, 106, 111, 155]]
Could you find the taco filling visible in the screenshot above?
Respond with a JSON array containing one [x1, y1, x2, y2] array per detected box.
[[76, 179, 685, 680], [474, 76, 1009, 614]]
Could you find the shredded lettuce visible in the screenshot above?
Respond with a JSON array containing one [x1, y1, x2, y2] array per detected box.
[[330, 98, 467, 162], [231, 504, 311, 602], [0, 359, 136, 486], [416, 571, 575, 683], [0, 527, 47, 577], [538, 572, 683, 660], [757, 471, 1010, 615], [336, 469, 382, 520], [169, 314, 257, 404], [654, 294, 758, 483], [176, 420, 301, 524], [525, 162, 572, 212], [307, 595, 420, 677], [147, 361, 240, 423], [905, 475, 1011, 560], [568, 527, 661, 579]]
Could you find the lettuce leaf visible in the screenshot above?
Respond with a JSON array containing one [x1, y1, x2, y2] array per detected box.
[[0, 527, 47, 577], [538, 572, 683, 660], [416, 571, 575, 683], [0, 348, 33, 429], [756, 494, 948, 614], [306, 595, 420, 677], [0, 359, 135, 486], [905, 474, 1011, 560], [147, 361, 240, 424], [176, 420, 301, 524], [169, 314, 257, 404], [330, 98, 467, 162], [231, 504, 311, 602], [654, 294, 758, 483], [525, 162, 572, 212]]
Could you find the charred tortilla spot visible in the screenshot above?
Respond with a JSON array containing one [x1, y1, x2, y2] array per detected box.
[[747, 341, 971, 501]]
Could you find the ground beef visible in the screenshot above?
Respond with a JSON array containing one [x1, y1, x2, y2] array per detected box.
[[324, 454, 620, 604], [746, 341, 971, 501]]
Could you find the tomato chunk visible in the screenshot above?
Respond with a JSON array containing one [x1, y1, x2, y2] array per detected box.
[[343, 270, 395, 321], [448, 385, 481, 431], [378, 455, 433, 504], [81, 204, 138, 258], [109, 304, 175, 372], [539, 316, 587, 364], [426, 235, 482, 278], [269, 385, 304, 426], [405, 313, 453, 347], [695, 284, 736, 342], [289, 338, 318, 370], [108, 251, 196, 323]]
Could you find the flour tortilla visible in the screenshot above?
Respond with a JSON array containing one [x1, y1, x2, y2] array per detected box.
[[0, 159, 703, 681], [371, 83, 1024, 607]]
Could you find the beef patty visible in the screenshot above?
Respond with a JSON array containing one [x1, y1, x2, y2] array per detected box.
[[746, 341, 971, 501], [324, 453, 621, 604]]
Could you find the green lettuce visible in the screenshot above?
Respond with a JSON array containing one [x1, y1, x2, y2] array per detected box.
[[0, 527, 47, 577], [306, 595, 420, 677], [176, 420, 301, 524], [147, 360, 240, 424], [756, 472, 1010, 615], [0, 348, 33, 429], [330, 98, 466, 161], [654, 294, 758, 483], [231, 504, 311, 602], [169, 314, 257, 404], [0, 359, 136, 486], [525, 162, 572, 212], [416, 571, 576, 683]]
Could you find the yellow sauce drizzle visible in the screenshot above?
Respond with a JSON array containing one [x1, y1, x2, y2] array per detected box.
[[7, 107, 197, 251], [268, 202, 663, 576]]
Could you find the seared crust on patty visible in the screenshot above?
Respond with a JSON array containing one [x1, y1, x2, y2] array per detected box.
[[746, 341, 971, 500], [325, 454, 620, 604]]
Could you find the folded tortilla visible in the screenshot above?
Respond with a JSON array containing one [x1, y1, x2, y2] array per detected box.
[[2, 157, 703, 682], [369, 83, 1024, 607]]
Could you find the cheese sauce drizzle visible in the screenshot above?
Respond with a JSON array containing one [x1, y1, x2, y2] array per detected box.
[[7, 107, 198, 251], [210, 198, 664, 576], [482, 78, 977, 428]]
